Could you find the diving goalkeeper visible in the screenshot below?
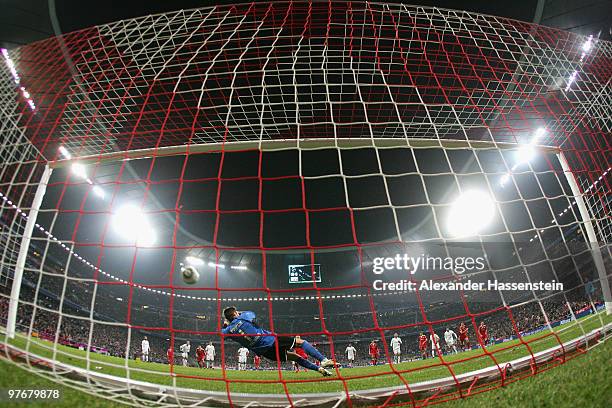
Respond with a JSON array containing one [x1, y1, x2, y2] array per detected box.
[[221, 306, 338, 376]]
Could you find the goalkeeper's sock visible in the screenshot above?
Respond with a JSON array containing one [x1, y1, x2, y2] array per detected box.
[[295, 357, 319, 372], [300, 340, 326, 362]]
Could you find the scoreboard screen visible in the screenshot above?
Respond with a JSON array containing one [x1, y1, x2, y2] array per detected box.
[[288, 264, 321, 284]]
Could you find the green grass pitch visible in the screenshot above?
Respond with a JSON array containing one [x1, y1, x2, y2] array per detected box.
[[1, 334, 609, 407], [1, 312, 609, 406]]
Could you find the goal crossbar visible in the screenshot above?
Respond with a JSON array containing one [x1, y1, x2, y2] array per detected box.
[[48, 138, 560, 169]]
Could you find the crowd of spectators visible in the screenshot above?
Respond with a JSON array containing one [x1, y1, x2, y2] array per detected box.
[[1, 281, 601, 369]]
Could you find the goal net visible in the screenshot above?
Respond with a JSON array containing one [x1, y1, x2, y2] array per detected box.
[[1, 2, 610, 407]]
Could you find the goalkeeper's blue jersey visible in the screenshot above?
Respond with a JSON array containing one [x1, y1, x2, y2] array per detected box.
[[221, 311, 276, 354]]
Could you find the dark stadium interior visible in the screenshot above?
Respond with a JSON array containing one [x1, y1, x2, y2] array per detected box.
[[2, 0, 611, 50]]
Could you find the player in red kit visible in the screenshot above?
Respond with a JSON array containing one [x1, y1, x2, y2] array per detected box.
[[458, 322, 470, 351], [418, 332, 428, 360], [293, 344, 308, 371], [196, 345, 205, 368], [478, 322, 489, 346], [167, 348, 174, 365], [254, 354, 261, 370], [369, 340, 379, 365]]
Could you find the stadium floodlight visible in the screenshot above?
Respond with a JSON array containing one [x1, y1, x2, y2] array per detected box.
[[533, 127, 546, 139], [92, 185, 105, 199], [230, 265, 248, 271], [565, 70, 578, 91], [499, 173, 511, 187], [447, 190, 496, 237], [1, 48, 20, 84], [2, 48, 35, 110], [208, 262, 225, 269], [185, 256, 204, 266], [516, 143, 536, 164], [58, 146, 72, 160], [112, 204, 156, 247], [582, 35, 593, 52], [501, 128, 544, 185], [71, 163, 87, 179]]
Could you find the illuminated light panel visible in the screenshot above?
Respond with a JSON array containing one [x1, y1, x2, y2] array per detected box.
[[2, 49, 36, 111], [208, 262, 225, 269], [92, 185, 105, 199], [58, 146, 72, 160], [71, 163, 88, 179], [185, 256, 204, 266]]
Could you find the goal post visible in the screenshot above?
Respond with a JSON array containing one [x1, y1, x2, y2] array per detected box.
[[557, 152, 612, 315], [6, 164, 52, 338]]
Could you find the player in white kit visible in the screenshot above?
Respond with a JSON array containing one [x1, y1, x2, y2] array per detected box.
[[390, 333, 402, 364], [141, 336, 150, 362], [205, 341, 215, 369], [444, 327, 458, 354], [180, 340, 191, 367], [237, 346, 249, 370], [345, 343, 357, 367], [430, 331, 441, 358]]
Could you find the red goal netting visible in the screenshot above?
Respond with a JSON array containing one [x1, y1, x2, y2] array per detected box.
[[0, 1, 610, 407]]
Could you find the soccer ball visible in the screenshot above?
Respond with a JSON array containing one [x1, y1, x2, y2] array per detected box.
[[181, 265, 199, 284]]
